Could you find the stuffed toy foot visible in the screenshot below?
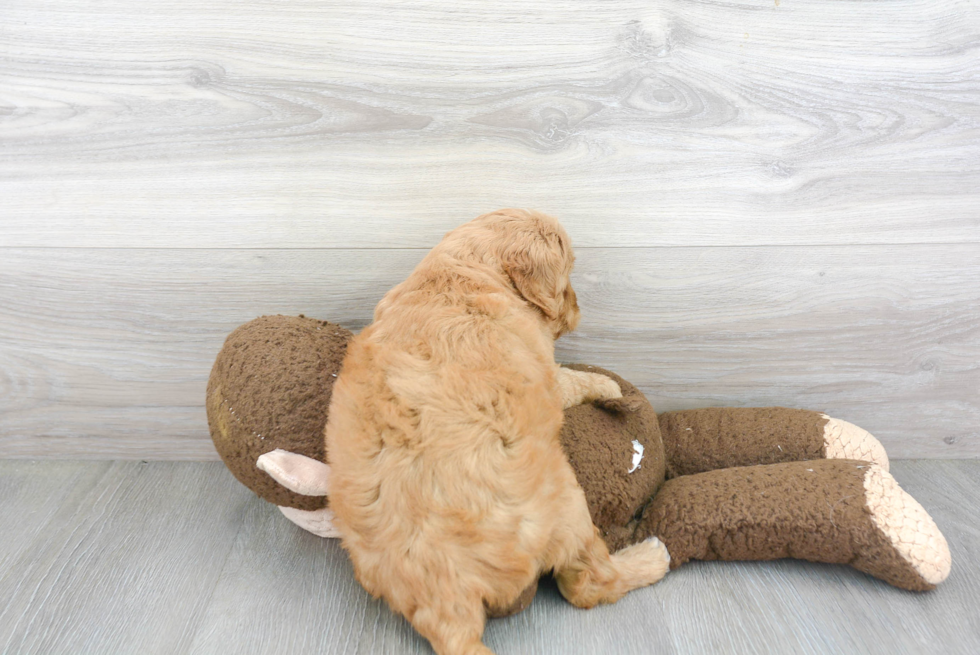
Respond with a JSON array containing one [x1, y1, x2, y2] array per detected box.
[[635, 459, 951, 591], [822, 414, 890, 470]]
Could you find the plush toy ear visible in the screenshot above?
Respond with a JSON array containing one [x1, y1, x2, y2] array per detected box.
[[278, 506, 343, 538], [256, 449, 331, 496]]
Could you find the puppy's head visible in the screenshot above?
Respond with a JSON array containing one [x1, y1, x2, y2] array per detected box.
[[443, 208, 581, 338]]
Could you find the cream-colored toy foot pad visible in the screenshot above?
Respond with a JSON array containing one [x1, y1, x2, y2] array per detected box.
[[822, 415, 889, 471], [278, 505, 342, 538], [864, 464, 951, 586]]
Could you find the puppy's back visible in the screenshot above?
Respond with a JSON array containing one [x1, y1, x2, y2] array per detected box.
[[325, 251, 566, 609]]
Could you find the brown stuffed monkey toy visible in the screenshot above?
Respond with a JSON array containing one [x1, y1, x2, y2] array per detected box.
[[207, 315, 951, 618]]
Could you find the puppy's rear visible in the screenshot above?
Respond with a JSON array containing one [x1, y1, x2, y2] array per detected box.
[[326, 210, 667, 655]]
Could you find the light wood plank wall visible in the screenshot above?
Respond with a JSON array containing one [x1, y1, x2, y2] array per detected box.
[[2, 0, 978, 459]]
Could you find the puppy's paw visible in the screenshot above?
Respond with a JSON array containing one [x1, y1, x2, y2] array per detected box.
[[613, 536, 670, 587], [595, 394, 644, 414], [560, 368, 623, 409], [587, 372, 623, 402]]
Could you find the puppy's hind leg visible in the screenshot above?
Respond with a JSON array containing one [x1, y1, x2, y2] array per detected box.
[[553, 492, 669, 609]]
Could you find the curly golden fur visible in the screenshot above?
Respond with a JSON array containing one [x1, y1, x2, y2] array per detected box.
[[325, 209, 669, 655]]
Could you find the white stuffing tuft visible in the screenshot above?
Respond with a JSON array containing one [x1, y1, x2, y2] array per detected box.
[[629, 439, 644, 473]]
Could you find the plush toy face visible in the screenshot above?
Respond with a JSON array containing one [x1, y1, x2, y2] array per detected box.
[[557, 364, 666, 553]]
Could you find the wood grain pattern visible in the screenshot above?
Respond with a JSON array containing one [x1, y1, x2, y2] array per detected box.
[[1, 0, 978, 459], [0, 460, 977, 654], [1, 245, 976, 459], [2, 0, 978, 248]]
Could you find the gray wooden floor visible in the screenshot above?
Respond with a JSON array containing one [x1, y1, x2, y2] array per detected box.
[[1, 460, 977, 655]]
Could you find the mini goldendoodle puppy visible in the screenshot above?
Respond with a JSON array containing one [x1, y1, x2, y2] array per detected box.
[[325, 209, 669, 655]]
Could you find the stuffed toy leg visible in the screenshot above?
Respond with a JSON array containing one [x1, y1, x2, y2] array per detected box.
[[657, 407, 889, 477], [641, 407, 949, 590], [635, 458, 949, 591]]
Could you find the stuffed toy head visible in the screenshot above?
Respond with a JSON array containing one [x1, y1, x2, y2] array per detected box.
[[208, 315, 951, 613], [207, 315, 351, 511], [549, 364, 666, 552]]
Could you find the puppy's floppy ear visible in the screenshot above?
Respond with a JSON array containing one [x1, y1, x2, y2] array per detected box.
[[502, 230, 568, 321]]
